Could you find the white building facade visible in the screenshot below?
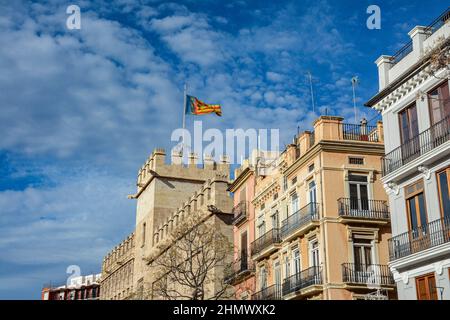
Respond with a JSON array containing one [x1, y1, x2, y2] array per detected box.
[[366, 8, 450, 300]]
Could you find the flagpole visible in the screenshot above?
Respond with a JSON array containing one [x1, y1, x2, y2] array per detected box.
[[182, 83, 187, 154]]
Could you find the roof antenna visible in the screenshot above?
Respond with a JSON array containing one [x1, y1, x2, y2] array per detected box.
[[351, 76, 359, 123]]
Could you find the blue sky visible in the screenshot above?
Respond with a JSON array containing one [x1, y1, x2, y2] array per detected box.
[[0, 0, 448, 299]]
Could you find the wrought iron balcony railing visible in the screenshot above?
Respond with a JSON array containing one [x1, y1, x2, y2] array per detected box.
[[232, 201, 249, 225], [338, 198, 390, 220], [382, 115, 450, 176], [342, 123, 379, 142], [251, 229, 282, 257], [342, 263, 394, 286], [224, 255, 255, 284], [388, 216, 450, 260], [282, 266, 322, 296], [252, 284, 282, 300], [280, 203, 319, 239]]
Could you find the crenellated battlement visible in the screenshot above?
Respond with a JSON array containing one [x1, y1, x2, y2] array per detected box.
[[134, 148, 230, 195], [102, 233, 135, 274], [151, 173, 232, 247]]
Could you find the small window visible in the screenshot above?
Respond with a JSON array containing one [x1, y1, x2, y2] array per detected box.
[[308, 163, 315, 172], [291, 177, 297, 185], [273, 193, 278, 200], [261, 203, 265, 210], [283, 176, 288, 191], [349, 157, 364, 165]]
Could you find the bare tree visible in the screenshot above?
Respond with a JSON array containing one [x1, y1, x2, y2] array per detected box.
[[148, 207, 234, 300], [424, 36, 450, 80]]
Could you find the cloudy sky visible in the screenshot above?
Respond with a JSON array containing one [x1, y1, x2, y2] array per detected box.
[[0, 0, 448, 299]]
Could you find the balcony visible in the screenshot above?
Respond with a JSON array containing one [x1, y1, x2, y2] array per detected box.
[[382, 115, 450, 176], [224, 255, 255, 285], [389, 216, 450, 260], [280, 203, 319, 241], [342, 263, 394, 286], [252, 284, 282, 300], [282, 266, 323, 297], [338, 198, 390, 222], [251, 229, 282, 259], [232, 201, 249, 226], [341, 123, 379, 142]]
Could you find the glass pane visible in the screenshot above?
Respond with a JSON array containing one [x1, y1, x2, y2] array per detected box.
[[364, 246, 372, 266], [418, 193, 427, 229], [408, 198, 418, 231], [354, 245, 362, 266], [360, 184, 369, 210], [409, 105, 419, 138], [429, 89, 442, 124], [350, 184, 358, 209], [438, 171, 450, 219]]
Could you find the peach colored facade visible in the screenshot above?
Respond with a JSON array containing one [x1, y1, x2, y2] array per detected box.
[[247, 116, 397, 300]]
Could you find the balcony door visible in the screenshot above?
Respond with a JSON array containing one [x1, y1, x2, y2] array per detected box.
[[406, 181, 428, 246], [428, 81, 450, 125], [349, 174, 369, 213], [309, 239, 320, 268], [240, 231, 248, 269], [437, 167, 450, 220], [399, 104, 420, 163]]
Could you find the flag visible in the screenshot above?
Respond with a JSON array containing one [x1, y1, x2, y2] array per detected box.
[[185, 95, 222, 116]]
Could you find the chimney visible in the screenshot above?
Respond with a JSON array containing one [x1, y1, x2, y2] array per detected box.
[[375, 55, 393, 91]]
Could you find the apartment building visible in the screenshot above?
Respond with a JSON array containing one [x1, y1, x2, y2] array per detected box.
[[42, 274, 101, 300], [226, 150, 279, 299], [366, 8, 450, 300], [248, 116, 396, 300]]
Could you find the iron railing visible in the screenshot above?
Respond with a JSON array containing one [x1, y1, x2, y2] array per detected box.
[[342, 263, 394, 286], [282, 266, 322, 296], [252, 284, 282, 300], [425, 7, 450, 38], [341, 123, 379, 142], [391, 7, 450, 65], [224, 254, 255, 284], [232, 201, 249, 225], [338, 198, 390, 220], [280, 203, 319, 239], [388, 216, 450, 260], [382, 115, 450, 176], [251, 229, 282, 257]]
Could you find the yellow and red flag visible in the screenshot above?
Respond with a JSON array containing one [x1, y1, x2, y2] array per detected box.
[[185, 95, 222, 116]]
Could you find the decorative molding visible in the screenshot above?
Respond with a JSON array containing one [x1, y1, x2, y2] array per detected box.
[[417, 165, 431, 180], [385, 181, 400, 195]]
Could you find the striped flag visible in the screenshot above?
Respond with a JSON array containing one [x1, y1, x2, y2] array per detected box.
[[185, 95, 222, 116]]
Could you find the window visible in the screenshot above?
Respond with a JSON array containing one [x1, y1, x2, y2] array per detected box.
[[274, 260, 281, 285], [399, 103, 419, 143], [291, 193, 299, 214], [405, 180, 428, 237], [283, 176, 288, 191], [437, 167, 450, 220], [273, 193, 278, 201], [428, 81, 450, 124], [259, 267, 267, 290], [308, 163, 315, 173], [416, 273, 438, 300], [309, 239, 320, 267], [292, 247, 301, 275], [142, 222, 146, 247], [348, 173, 369, 211], [308, 181, 317, 205], [349, 157, 364, 165], [291, 177, 297, 185], [353, 238, 373, 267], [284, 255, 290, 280], [257, 214, 266, 237], [261, 203, 265, 210], [271, 210, 279, 229]]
